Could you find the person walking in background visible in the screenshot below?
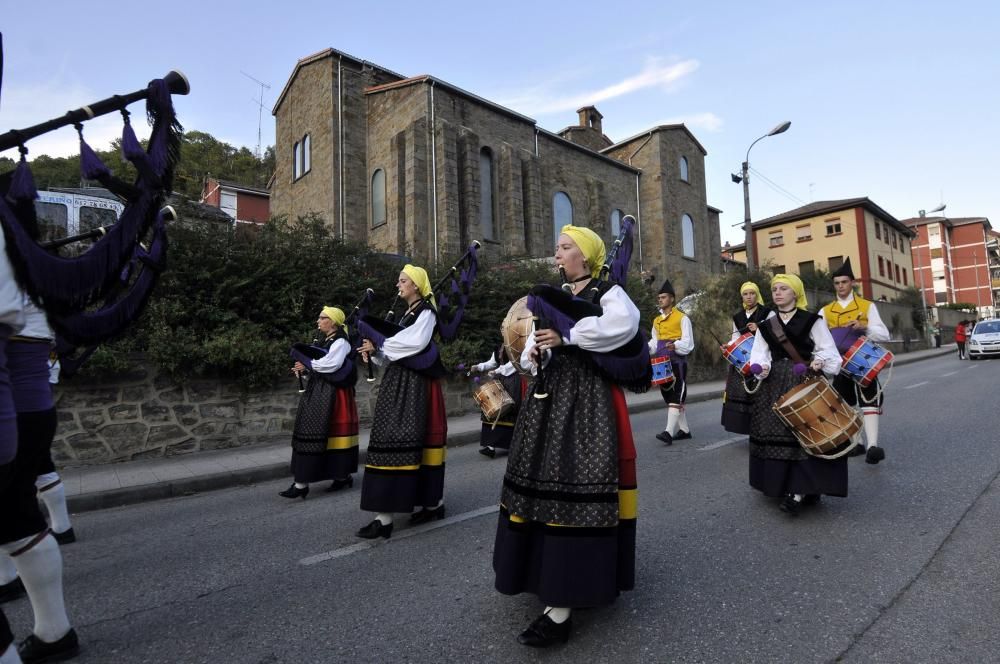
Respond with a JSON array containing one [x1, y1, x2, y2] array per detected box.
[[933, 322, 941, 348], [649, 279, 694, 445], [954, 321, 968, 359]]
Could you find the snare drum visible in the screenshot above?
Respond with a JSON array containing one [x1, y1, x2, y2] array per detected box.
[[651, 356, 675, 388], [473, 379, 515, 421], [841, 336, 893, 388], [722, 332, 755, 376], [772, 377, 862, 459]]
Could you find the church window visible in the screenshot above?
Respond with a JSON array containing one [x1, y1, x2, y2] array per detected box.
[[679, 156, 689, 182], [553, 191, 573, 243], [371, 169, 386, 228], [681, 214, 695, 258], [480, 148, 495, 241]]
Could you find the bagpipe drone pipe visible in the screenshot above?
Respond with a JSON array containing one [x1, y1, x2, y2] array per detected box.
[[525, 215, 652, 393]]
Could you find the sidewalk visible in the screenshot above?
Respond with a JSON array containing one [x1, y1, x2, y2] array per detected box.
[[62, 345, 955, 512]]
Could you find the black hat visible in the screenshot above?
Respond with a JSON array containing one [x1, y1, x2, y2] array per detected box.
[[658, 279, 675, 296], [831, 257, 855, 280]]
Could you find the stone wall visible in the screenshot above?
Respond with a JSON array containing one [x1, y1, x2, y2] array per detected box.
[[52, 363, 483, 468]]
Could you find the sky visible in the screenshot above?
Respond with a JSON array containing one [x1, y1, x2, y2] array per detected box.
[[3, 1, 999, 246]]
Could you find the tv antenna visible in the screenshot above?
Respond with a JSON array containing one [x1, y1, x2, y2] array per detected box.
[[241, 71, 271, 160]]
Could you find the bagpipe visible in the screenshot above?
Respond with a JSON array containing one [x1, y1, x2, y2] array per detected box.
[[358, 242, 480, 379], [0, 43, 189, 376], [524, 215, 652, 393]]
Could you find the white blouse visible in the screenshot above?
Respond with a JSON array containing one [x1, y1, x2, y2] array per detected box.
[[1, 232, 25, 332], [748, 310, 842, 377], [310, 337, 350, 373], [647, 311, 695, 356], [521, 284, 640, 374], [372, 308, 436, 365], [474, 353, 516, 377], [818, 297, 891, 343]]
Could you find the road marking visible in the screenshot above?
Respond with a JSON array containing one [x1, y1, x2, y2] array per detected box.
[[299, 504, 499, 566], [904, 381, 929, 389], [699, 436, 746, 451], [941, 371, 958, 377]]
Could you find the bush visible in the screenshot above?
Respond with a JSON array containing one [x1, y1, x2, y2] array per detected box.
[[82, 217, 659, 388]]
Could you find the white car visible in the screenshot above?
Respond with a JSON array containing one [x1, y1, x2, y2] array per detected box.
[[968, 319, 1000, 360]]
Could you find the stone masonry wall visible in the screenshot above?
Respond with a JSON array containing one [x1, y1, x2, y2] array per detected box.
[[52, 363, 483, 468]]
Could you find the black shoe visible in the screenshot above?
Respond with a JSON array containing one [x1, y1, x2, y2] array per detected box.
[[847, 444, 866, 457], [324, 476, 353, 493], [655, 431, 673, 446], [517, 612, 571, 647], [801, 494, 821, 506], [479, 446, 496, 458], [779, 494, 801, 516], [674, 429, 692, 440], [278, 484, 309, 500], [52, 528, 76, 545], [0, 576, 26, 603], [410, 504, 446, 525], [866, 447, 886, 465], [356, 519, 393, 539], [18, 628, 79, 663]]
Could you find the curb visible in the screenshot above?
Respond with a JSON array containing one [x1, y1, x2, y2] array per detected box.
[[66, 349, 951, 513]]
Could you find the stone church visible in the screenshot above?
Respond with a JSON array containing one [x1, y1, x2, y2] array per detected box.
[[271, 48, 722, 294]]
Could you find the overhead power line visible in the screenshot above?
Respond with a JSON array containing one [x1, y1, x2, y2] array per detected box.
[[748, 166, 807, 206]]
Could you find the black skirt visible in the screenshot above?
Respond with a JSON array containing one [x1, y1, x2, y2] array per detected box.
[[721, 366, 757, 434]]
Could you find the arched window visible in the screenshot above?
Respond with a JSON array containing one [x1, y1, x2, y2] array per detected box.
[[371, 169, 386, 228], [679, 156, 689, 182], [553, 192, 573, 243], [479, 148, 495, 241], [681, 214, 695, 258], [610, 208, 623, 238]]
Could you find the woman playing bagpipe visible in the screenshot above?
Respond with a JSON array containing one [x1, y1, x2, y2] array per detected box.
[[720, 281, 770, 434], [468, 343, 525, 459], [281, 306, 359, 500], [354, 246, 478, 539], [493, 221, 647, 648], [746, 274, 844, 516]]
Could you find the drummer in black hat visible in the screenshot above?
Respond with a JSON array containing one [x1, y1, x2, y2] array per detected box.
[[818, 258, 891, 464], [648, 279, 694, 445]]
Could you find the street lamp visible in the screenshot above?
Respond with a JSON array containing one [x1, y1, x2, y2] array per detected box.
[[734, 121, 791, 272], [915, 203, 945, 343]]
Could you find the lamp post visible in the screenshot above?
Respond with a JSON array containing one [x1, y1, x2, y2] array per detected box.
[[738, 121, 791, 272]]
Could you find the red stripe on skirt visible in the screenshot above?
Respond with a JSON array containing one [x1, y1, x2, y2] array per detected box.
[[610, 385, 637, 488], [328, 387, 359, 437], [425, 380, 448, 447], [519, 376, 529, 400]]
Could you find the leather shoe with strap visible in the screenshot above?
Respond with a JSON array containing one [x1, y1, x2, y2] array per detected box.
[[517, 612, 571, 647], [18, 628, 79, 664], [356, 519, 393, 539], [410, 504, 446, 525], [324, 476, 353, 493]]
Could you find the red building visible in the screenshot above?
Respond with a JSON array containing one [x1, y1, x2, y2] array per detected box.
[[902, 214, 994, 319], [200, 178, 270, 225]]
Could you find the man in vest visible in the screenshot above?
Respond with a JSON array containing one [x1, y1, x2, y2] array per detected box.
[[649, 280, 694, 445], [819, 258, 890, 464]]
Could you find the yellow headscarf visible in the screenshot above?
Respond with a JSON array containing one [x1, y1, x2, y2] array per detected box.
[[771, 274, 808, 310], [740, 281, 764, 311], [402, 264, 436, 308], [321, 306, 347, 335], [560, 224, 606, 278]]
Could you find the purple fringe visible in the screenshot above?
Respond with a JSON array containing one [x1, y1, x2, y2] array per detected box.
[[79, 137, 111, 180], [357, 318, 441, 372], [7, 154, 38, 202], [526, 294, 576, 340], [435, 244, 479, 341]]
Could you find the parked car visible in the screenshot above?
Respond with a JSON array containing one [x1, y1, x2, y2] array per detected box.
[[968, 319, 1000, 359]]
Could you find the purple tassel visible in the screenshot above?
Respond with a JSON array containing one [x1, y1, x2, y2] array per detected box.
[[121, 117, 145, 161], [794, 363, 808, 376], [7, 150, 38, 202], [473, 376, 480, 383], [525, 294, 576, 341], [609, 215, 635, 285], [435, 244, 478, 341], [750, 363, 763, 375], [79, 136, 111, 181]]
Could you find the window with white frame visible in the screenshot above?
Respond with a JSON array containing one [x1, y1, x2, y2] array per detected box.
[[293, 141, 301, 179], [219, 191, 237, 220], [681, 214, 695, 257], [826, 220, 842, 236], [293, 134, 311, 180], [796, 224, 812, 242], [769, 230, 784, 247]]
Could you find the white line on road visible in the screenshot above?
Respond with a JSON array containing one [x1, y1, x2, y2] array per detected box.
[[941, 371, 958, 377], [299, 504, 499, 566], [699, 436, 746, 451], [904, 381, 929, 389]]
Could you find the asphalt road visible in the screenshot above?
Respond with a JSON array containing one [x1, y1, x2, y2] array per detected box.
[[4, 354, 999, 664]]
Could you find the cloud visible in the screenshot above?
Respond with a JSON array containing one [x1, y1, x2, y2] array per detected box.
[[2, 81, 151, 159], [655, 112, 724, 132], [498, 57, 699, 117]]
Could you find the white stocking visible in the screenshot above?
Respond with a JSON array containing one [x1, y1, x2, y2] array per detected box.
[[0, 643, 23, 664], [2, 534, 71, 643], [862, 409, 880, 448], [36, 474, 72, 535], [0, 555, 16, 585], [375, 513, 393, 526], [678, 408, 689, 433], [665, 406, 681, 436], [544, 606, 571, 624]]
